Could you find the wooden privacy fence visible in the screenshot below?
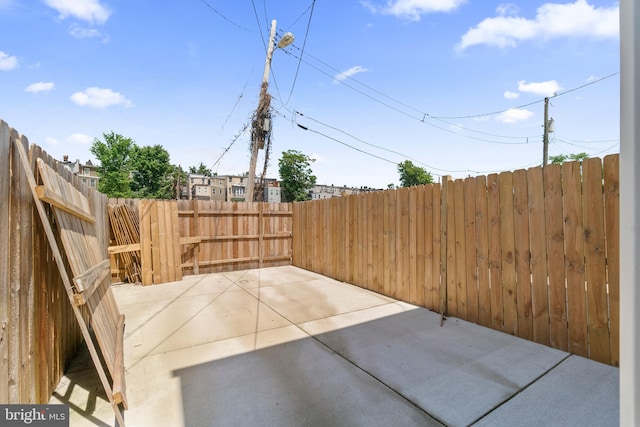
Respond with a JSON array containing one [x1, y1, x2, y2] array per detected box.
[[1, 120, 97, 404], [292, 155, 619, 366], [109, 199, 293, 285]]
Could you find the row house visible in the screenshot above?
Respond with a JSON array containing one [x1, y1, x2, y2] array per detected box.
[[187, 173, 281, 203], [61, 155, 100, 189], [309, 184, 380, 200]]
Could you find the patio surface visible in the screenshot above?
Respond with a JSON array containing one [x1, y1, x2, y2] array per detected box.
[[50, 265, 619, 427]]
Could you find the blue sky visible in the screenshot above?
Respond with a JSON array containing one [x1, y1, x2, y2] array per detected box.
[[0, 0, 619, 188]]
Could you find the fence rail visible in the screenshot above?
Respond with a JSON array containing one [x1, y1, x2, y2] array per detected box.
[[1, 120, 101, 404], [292, 155, 619, 366]]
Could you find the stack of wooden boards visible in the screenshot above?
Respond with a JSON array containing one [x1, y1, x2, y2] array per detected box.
[[108, 204, 142, 283]]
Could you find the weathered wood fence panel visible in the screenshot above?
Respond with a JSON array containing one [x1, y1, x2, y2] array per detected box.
[[1, 120, 99, 404], [291, 155, 620, 366]]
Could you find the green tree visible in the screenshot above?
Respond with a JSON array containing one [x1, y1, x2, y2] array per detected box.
[[90, 132, 134, 198], [278, 150, 316, 202], [549, 152, 589, 164], [130, 145, 175, 199], [397, 160, 434, 187], [188, 162, 213, 176]]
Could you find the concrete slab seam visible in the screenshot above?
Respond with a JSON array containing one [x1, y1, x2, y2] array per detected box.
[[468, 353, 573, 426]]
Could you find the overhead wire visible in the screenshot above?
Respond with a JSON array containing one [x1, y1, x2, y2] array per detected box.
[[198, 0, 254, 32], [282, 47, 544, 144], [283, 0, 316, 105]]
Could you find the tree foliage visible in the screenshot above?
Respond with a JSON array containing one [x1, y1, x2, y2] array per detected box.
[[188, 162, 213, 176], [549, 152, 589, 164], [397, 160, 434, 187], [90, 131, 134, 198], [90, 132, 177, 199], [130, 145, 175, 199], [278, 150, 316, 202]]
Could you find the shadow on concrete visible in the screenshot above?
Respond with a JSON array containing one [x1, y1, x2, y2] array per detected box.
[[49, 341, 115, 427], [172, 308, 619, 427]]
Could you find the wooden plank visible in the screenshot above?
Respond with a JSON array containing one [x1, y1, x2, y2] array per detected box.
[[193, 200, 200, 275], [416, 186, 426, 307], [499, 172, 517, 335], [439, 177, 450, 317], [112, 314, 127, 409], [109, 243, 142, 254], [0, 121, 9, 404], [386, 190, 397, 297], [72, 260, 110, 305], [409, 187, 418, 304], [513, 169, 533, 341], [527, 166, 550, 346], [432, 183, 441, 313], [604, 154, 619, 366], [487, 173, 503, 331], [544, 164, 568, 351], [180, 236, 202, 245], [140, 200, 153, 286], [562, 160, 588, 357], [475, 176, 491, 328], [582, 157, 611, 363], [454, 179, 467, 319], [445, 180, 457, 317], [35, 185, 95, 223], [148, 201, 160, 283], [171, 201, 182, 281], [464, 177, 478, 324], [423, 184, 434, 310]]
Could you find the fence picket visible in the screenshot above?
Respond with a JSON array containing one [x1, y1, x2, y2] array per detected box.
[[513, 169, 533, 340], [582, 158, 611, 363], [604, 155, 620, 366], [563, 161, 588, 357], [528, 166, 550, 346], [487, 173, 503, 330], [464, 178, 478, 323]]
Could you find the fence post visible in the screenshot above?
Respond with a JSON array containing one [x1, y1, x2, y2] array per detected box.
[[440, 176, 451, 324]]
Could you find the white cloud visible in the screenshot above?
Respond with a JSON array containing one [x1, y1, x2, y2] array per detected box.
[[363, 0, 465, 21], [25, 81, 55, 93], [457, 0, 618, 50], [67, 133, 93, 145], [43, 0, 111, 24], [496, 3, 519, 16], [503, 90, 520, 100], [518, 79, 562, 96], [334, 66, 369, 83], [496, 108, 534, 123], [70, 87, 133, 108], [0, 51, 18, 70], [69, 24, 108, 41]]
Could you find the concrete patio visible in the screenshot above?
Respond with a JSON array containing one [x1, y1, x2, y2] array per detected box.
[[50, 265, 619, 427]]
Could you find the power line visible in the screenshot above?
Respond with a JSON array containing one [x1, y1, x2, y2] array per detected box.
[[282, 48, 544, 144], [198, 0, 253, 32], [289, 109, 481, 174], [212, 121, 250, 172], [283, 0, 316, 104]]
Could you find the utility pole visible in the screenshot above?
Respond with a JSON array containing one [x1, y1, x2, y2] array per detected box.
[[247, 20, 278, 203], [543, 96, 549, 166]]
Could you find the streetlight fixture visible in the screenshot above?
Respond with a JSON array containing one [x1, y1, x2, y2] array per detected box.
[[247, 21, 294, 202]]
